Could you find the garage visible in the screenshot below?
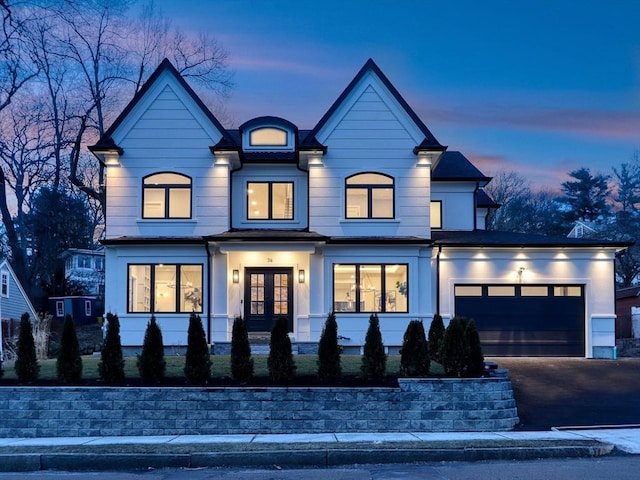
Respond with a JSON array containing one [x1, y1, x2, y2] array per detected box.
[[454, 284, 585, 356]]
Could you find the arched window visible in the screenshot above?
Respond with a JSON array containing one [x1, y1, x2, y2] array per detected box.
[[142, 172, 192, 219], [345, 173, 394, 219]]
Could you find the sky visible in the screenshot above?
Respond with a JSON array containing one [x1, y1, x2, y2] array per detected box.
[[154, 0, 640, 191]]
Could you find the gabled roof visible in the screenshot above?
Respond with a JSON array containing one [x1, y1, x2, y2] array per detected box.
[[432, 151, 492, 182], [304, 58, 446, 152], [90, 58, 234, 152], [616, 285, 640, 300], [0, 259, 39, 322], [432, 229, 631, 249]]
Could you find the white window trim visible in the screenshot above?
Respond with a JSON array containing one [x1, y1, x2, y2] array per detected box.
[[1, 270, 8, 298], [243, 126, 295, 151]]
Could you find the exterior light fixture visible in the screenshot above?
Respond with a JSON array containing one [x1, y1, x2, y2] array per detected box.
[[232, 269, 240, 284], [517, 267, 525, 283], [298, 269, 305, 284]]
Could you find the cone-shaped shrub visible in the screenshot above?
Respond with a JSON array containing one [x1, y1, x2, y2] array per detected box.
[[442, 316, 468, 377], [317, 311, 341, 381], [137, 315, 166, 382], [98, 313, 125, 383], [231, 316, 253, 383], [399, 319, 430, 377], [15, 313, 39, 382], [56, 314, 82, 383], [427, 314, 445, 364], [268, 316, 296, 382], [361, 313, 386, 380], [464, 319, 485, 377], [184, 313, 212, 383]]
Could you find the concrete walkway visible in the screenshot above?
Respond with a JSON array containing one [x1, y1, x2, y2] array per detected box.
[[0, 428, 638, 472]]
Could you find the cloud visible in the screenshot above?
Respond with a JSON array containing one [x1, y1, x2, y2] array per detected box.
[[229, 55, 337, 78], [428, 103, 640, 142]]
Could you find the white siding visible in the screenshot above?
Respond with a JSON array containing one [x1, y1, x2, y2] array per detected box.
[[431, 182, 476, 231], [105, 75, 228, 239], [310, 81, 431, 238]]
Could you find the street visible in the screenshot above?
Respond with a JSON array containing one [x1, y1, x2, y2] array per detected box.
[[2, 456, 640, 479]]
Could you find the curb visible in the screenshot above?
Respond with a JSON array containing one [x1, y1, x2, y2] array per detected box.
[[0, 443, 616, 472]]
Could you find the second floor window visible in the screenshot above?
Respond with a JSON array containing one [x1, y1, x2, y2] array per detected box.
[[247, 182, 293, 220], [346, 173, 394, 219], [143, 173, 191, 219], [1, 271, 8, 297]]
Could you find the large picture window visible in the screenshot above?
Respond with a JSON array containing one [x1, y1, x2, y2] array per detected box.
[[128, 264, 202, 313], [247, 182, 293, 220], [143, 173, 192, 219], [333, 264, 407, 313], [345, 173, 394, 219]]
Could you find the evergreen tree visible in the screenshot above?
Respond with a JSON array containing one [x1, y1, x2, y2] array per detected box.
[[56, 314, 82, 382], [361, 313, 386, 380], [464, 320, 485, 377], [399, 320, 430, 377], [427, 314, 445, 364], [98, 313, 125, 384], [442, 316, 469, 377], [560, 167, 610, 223], [317, 311, 341, 381], [268, 317, 296, 382], [137, 315, 166, 383], [184, 313, 212, 383], [230, 316, 253, 383], [15, 313, 39, 382]]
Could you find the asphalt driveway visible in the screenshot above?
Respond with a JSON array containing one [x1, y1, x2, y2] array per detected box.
[[489, 357, 640, 431]]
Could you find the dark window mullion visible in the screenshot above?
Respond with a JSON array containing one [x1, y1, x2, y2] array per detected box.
[[268, 183, 274, 220], [150, 264, 156, 312]]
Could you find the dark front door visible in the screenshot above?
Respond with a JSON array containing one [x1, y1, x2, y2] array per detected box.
[[244, 268, 293, 332]]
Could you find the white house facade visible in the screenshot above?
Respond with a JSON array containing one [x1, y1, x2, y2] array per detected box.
[[91, 59, 627, 358]]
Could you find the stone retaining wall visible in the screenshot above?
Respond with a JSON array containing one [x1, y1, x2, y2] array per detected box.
[[0, 378, 518, 438]]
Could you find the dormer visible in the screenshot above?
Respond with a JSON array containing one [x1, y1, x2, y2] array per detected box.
[[240, 116, 297, 153]]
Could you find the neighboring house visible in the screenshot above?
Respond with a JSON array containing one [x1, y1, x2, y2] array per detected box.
[[48, 248, 105, 325], [0, 259, 40, 360], [615, 285, 639, 339], [90, 58, 628, 358], [567, 220, 600, 239]]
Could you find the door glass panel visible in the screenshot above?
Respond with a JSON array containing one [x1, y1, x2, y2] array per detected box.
[[273, 273, 288, 315], [250, 274, 265, 315]]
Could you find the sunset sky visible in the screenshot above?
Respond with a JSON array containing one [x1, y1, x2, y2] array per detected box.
[[155, 0, 640, 191]]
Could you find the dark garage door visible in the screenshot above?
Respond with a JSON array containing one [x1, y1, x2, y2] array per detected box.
[[454, 284, 585, 356]]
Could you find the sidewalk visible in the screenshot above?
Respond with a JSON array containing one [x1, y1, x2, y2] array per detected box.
[[0, 428, 638, 472]]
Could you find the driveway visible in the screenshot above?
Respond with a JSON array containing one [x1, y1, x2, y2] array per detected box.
[[489, 357, 640, 431]]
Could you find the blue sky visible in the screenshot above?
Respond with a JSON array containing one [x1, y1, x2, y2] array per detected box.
[[155, 0, 640, 191]]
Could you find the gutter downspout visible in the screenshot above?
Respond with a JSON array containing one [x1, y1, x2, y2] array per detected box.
[[436, 244, 442, 315], [473, 181, 479, 230], [205, 241, 213, 347]]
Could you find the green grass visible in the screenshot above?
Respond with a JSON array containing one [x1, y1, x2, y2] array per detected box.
[[1, 354, 444, 381]]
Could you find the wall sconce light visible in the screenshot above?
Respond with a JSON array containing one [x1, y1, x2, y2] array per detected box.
[[298, 269, 305, 284], [517, 267, 525, 283], [232, 269, 239, 284]]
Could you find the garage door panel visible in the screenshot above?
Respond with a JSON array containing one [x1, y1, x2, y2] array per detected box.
[[454, 284, 585, 357]]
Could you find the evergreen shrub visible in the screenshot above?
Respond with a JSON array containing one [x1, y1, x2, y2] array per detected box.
[[56, 314, 82, 382], [137, 315, 166, 382], [427, 313, 445, 364], [268, 316, 296, 382], [98, 313, 125, 383], [464, 319, 485, 377], [15, 313, 39, 382], [184, 313, 212, 383], [399, 319, 430, 377], [361, 313, 386, 380], [317, 311, 341, 381], [231, 316, 254, 383]]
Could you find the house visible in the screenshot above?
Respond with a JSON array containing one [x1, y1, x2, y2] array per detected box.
[[615, 285, 639, 339], [0, 259, 40, 360], [47, 248, 105, 325], [90, 58, 628, 358]]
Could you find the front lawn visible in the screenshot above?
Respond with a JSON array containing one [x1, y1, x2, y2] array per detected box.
[[0, 354, 444, 383]]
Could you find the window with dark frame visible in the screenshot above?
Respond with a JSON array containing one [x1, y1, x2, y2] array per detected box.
[[247, 181, 294, 220], [56, 301, 64, 317], [430, 200, 442, 229], [84, 300, 92, 317], [333, 263, 408, 313], [0, 271, 8, 297], [127, 263, 203, 313], [345, 173, 394, 219], [142, 172, 192, 219]]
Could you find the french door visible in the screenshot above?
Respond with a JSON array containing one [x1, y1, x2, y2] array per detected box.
[[244, 268, 293, 332]]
